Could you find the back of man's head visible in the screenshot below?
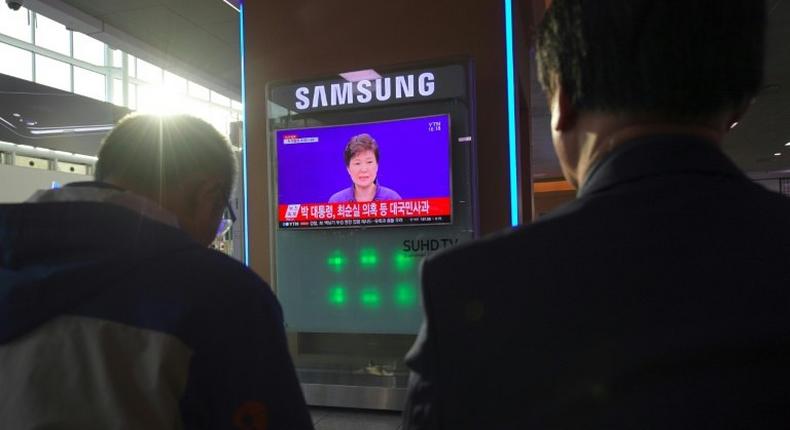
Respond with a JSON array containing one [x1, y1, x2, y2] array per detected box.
[[95, 114, 236, 203], [95, 114, 237, 246], [537, 0, 766, 120]]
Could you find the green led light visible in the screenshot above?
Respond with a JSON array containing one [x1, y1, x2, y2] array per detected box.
[[394, 283, 418, 308], [359, 248, 379, 268], [326, 250, 347, 273], [360, 287, 382, 309], [393, 251, 415, 272], [327, 285, 347, 307]]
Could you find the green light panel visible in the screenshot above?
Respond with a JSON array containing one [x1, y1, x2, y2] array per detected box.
[[327, 285, 347, 308], [326, 250, 347, 273], [394, 283, 418, 308], [359, 248, 379, 268], [360, 287, 382, 309], [393, 251, 415, 273]]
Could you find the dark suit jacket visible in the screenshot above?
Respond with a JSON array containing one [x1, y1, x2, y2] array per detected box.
[[403, 135, 790, 429]]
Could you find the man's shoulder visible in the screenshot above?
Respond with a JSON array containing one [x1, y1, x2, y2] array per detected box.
[[423, 202, 582, 281], [423, 175, 790, 285], [165, 246, 271, 295], [102, 245, 280, 345]]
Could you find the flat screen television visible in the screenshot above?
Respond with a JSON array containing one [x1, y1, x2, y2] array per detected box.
[[276, 114, 452, 229]]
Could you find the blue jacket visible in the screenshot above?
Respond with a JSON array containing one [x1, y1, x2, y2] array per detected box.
[[0, 186, 313, 429]]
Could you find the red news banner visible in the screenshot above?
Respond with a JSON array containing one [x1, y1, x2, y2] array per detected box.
[[279, 197, 451, 223]]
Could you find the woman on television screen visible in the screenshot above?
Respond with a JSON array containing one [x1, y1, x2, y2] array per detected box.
[[329, 133, 402, 203]]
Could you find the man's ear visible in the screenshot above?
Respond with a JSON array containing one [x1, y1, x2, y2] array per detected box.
[[551, 80, 578, 133], [186, 178, 225, 212]]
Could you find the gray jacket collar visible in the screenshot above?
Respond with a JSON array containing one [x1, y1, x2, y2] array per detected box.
[[26, 182, 179, 228]]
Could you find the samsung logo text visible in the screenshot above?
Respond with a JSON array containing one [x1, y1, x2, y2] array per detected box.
[[294, 72, 436, 110]]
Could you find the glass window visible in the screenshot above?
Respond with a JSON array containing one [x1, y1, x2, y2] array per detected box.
[[185, 98, 210, 120], [211, 91, 230, 107], [136, 59, 162, 84], [128, 83, 137, 110], [164, 71, 187, 94], [0, 42, 33, 80], [34, 54, 70, 91], [112, 78, 123, 106], [136, 83, 160, 112], [34, 13, 70, 56], [112, 49, 123, 68], [211, 106, 231, 136], [127, 54, 136, 78], [72, 32, 105, 66], [73, 66, 106, 101], [231, 100, 243, 111], [188, 81, 210, 101], [0, 6, 32, 42]]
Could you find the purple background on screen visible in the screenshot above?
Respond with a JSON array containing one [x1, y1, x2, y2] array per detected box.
[[276, 114, 450, 204]]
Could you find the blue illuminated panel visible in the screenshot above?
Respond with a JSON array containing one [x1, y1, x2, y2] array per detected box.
[[504, 0, 519, 226], [239, 2, 250, 264]]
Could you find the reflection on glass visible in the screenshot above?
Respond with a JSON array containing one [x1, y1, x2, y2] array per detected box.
[[267, 101, 289, 118]]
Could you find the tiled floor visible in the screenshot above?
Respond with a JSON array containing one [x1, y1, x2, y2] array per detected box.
[[310, 407, 402, 430]]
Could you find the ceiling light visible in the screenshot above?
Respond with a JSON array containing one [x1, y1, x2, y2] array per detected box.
[[774, 152, 782, 156], [785, 142, 790, 147], [339, 69, 382, 82], [729, 122, 739, 129], [222, 0, 240, 12]]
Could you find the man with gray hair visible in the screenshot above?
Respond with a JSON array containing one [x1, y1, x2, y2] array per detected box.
[[0, 114, 313, 429]]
